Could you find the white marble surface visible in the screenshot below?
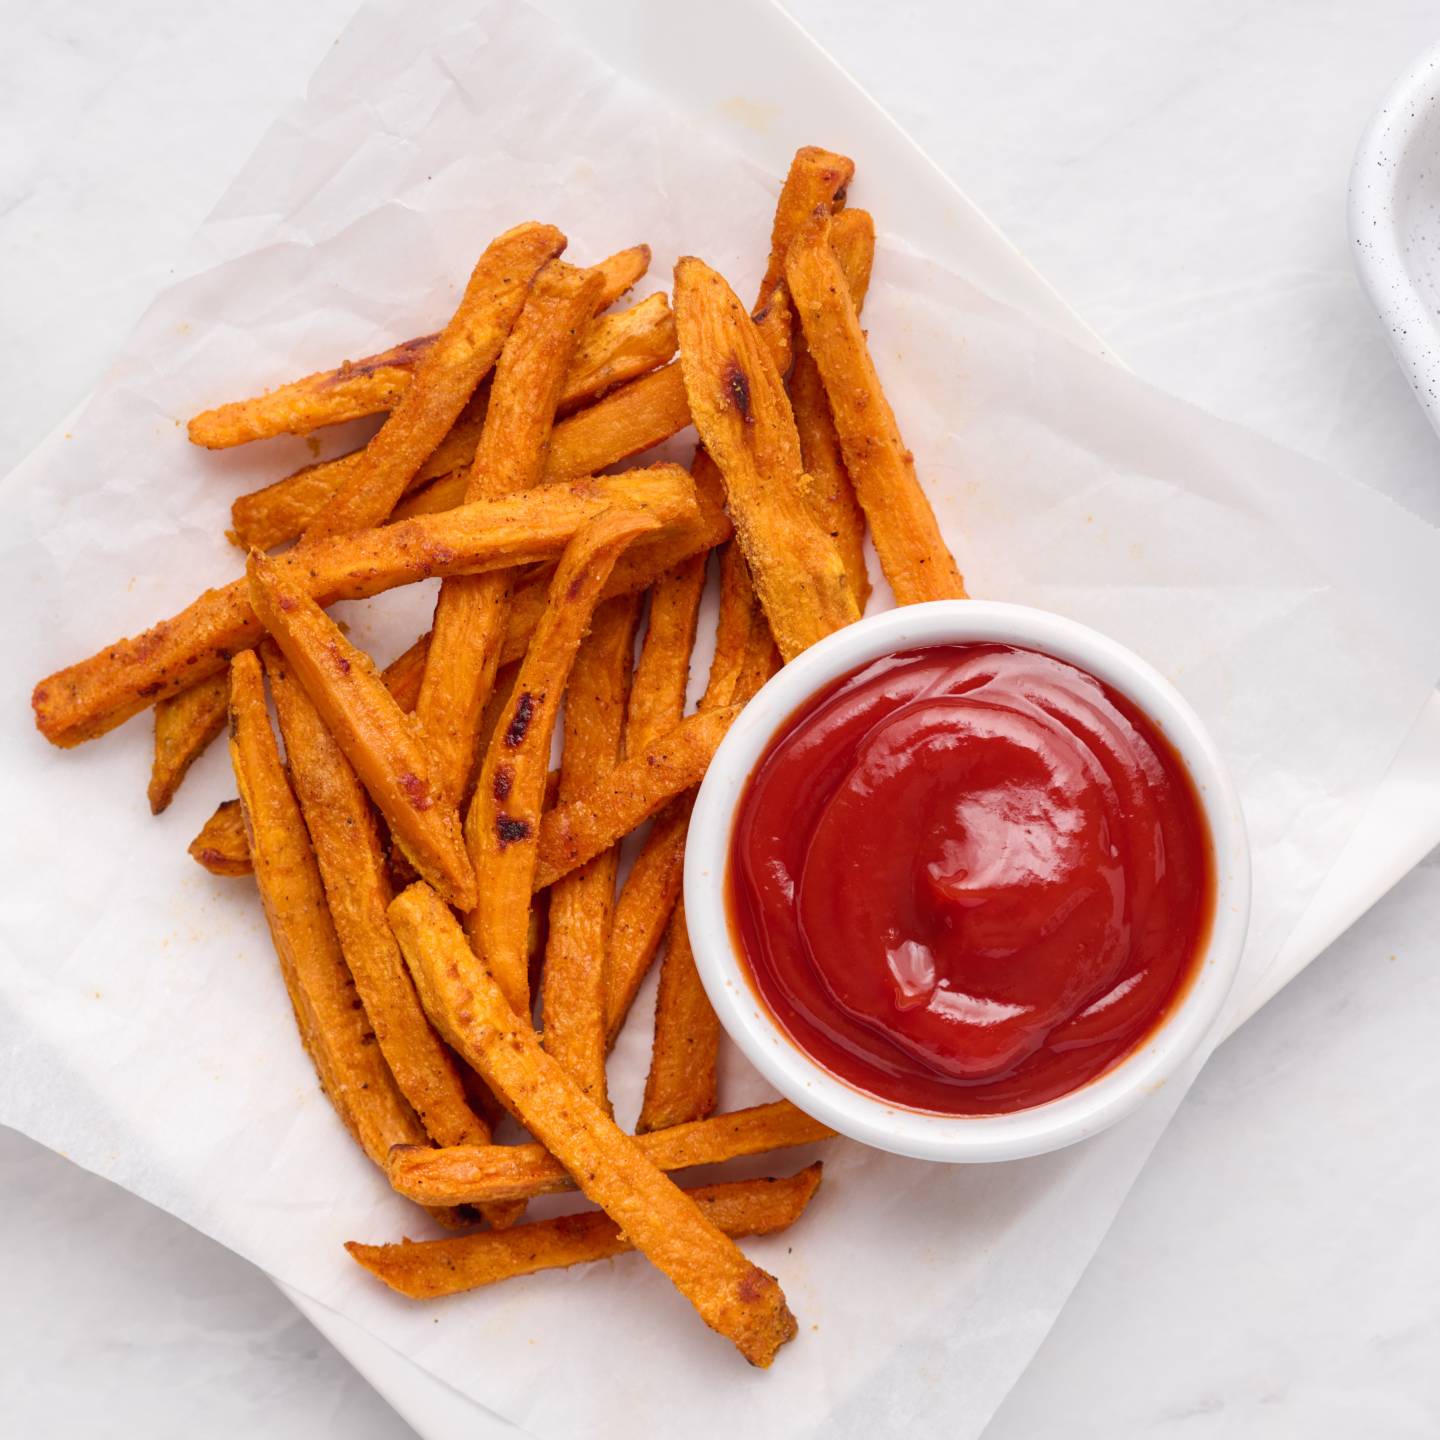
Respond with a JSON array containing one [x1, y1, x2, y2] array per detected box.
[[3, 1, 1438, 1435]]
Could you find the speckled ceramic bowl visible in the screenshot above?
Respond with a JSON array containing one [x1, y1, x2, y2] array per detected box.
[[1350, 41, 1440, 435]]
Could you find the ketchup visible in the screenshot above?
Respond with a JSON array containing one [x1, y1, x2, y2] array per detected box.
[[729, 644, 1213, 1114]]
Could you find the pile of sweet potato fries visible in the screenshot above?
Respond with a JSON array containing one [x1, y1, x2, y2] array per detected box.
[[31, 145, 964, 1366]]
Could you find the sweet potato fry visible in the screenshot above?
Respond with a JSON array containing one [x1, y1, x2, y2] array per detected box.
[[582, 243, 653, 312], [547, 362, 692, 478], [497, 452, 731, 665], [625, 551, 706, 754], [637, 900, 720, 1132], [380, 633, 431, 713], [557, 292, 676, 412], [533, 703, 739, 892], [758, 145, 855, 304], [604, 798, 689, 1044], [675, 257, 858, 661], [466, 510, 661, 1015], [147, 669, 229, 813], [787, 211, 965, 603], [388, 1099, 834, 1206], [349, 1164, 823, 1300], [699, 538, 766, 710], [247, 552, 476, 910], [388, 882, 799, 1365], [418, 260, 605, 804], [539, 595, 640, 1108], [261, 640, 490, 1151], [188, 798, 251, 876], [229, 393, 489, 552], [789, 208, 875, 611], [228, 650, 425, 1167], [238, 298, 684, 555], [304, 222, 567, 541], [188, 246, 649, 450], [602, 531, 759, 1043], [32, 465, 696, 748]]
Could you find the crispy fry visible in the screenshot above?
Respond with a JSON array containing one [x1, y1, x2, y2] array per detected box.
[[466, 510, 660, 1015], [188, 246, 648, 450], [539, 595, 640, 1108], [247, 553, 476, 910], [227, 650, 425, 1166], [147, 669, 229, 813], [388, 882, 799, 1365], [261, 640, 490, 1152], [637, 900, 720, 1132], [497, 454, 731, 666], [604, 798, 689, 1044], [787, 211, 965, 603], [603, 530, 760, 1042], [380, 633, 431, 713], [547, 362, 692, 477], [758, 146, 855, 304], [229, 393, 488, 552], [32, 466, 696, 748], [584, 243, 653, 311], [188, 798, 251, 877], [557, 293, 676, 412], [625, 551, 706, 754], [388, 1100, 833, 1206], [789, 208, 875, 611], [734, 617, 782, 702], [192, 332, 434, 450], [350, 1164, 822, 1300], [699, 538, 763, 710], [247, 316, 691, 555], [533, 704, 738, 892], [418, 261, 606, 805], [675, 258, 858, 661], [303, 223, 567, 541]]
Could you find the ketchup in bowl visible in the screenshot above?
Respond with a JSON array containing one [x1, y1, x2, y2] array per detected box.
[[729, 643, 1214, 1115]]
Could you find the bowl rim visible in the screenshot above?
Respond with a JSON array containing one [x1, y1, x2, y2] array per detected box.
[[683, 599, 1252, 1163]]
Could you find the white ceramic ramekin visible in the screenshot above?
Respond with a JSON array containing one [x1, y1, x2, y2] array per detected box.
[[684, 600, 1251, 1163]]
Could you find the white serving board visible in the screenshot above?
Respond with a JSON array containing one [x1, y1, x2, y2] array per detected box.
[[270, 2, 1440, 1435]]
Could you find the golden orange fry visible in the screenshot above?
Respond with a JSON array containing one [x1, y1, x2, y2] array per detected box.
[[466, 509, 661, 1015], [229, 392, 488, 553], [789, 207, 876, 611], [261, 640, 491, 1152], [787, 210, 965, 604], [637, 900, 720, 1132], [533, 703, 739, 893], [227, 650, 424, 1168], [675, 257, 858, 661], [496, 453, 732, 666], [380, 633, 431, 713], [625, 551, 707, 755], [247, 552, 476, 910], [539, 595, 640, 1109], [147, 668, 229, 814], [757, 145, 855, 305], [303, 222, 567, 541], [388, 882, 799, 1365], [349, 1163, 823, 1300], [188, 798, 251, 877], [388, 1099, 834, 1206], [604, 798, 690, 1045], [32, 465, 696, 748], [418, 260, 606, 805], [188, 246, 649, 450]]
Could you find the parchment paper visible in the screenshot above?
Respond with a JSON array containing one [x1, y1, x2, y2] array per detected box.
[[3, 2, 1439, 1436]]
